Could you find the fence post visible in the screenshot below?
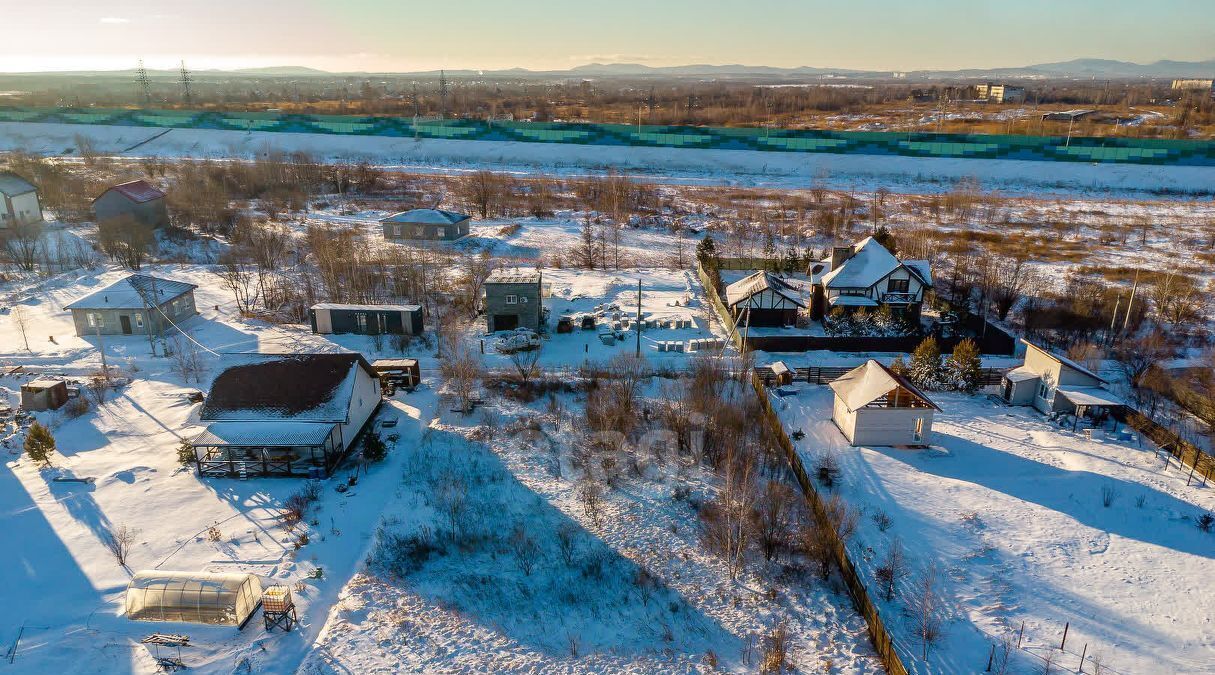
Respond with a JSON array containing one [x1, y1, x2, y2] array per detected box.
[[986, 644, 995, 672], [1079, 643, 1087, 672], [1060, 622, 1069, 651], [1018, 622, 1025, 649]]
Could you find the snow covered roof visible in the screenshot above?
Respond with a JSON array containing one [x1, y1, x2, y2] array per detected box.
[[1057, 386, 1124, 408], [1020, 339, 1107, 383], [487, 267, 542, 284], [63, 274, 197, 311], [724, 271, 805, 308], [191, 421, 336, 447], [829, 360, 940, 412], [818, 237, 932, 290], [380, 208, 471, 225], [312, 302, 421, 312], [0, 171, 36, 197], [1004, 366, 1041, 383], [200, 353, 376, 422], [23, 379, 65, 390], [95, 179, 165, 204], [828, 295, 879, 307], [371, 359, 418, 370]]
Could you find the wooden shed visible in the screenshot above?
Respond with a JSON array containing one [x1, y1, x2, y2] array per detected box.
[[371, 358, 421, 392], [829, 360, 939, 447], [20, 379, 69, 411]]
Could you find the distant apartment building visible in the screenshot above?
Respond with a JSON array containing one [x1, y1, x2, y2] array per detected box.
[[975, 83, 1027, 104], [1171, 79, 1214, 92]]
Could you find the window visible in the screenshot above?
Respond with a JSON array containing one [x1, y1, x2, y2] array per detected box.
[[356, 313, 368, 332], [87, 312, 103, 328], [134, 313, 144, 329], [887, 278, 910, 293], [393, 224, 402, 237], [1038, 383, 1051, 399], [505, 294, 518, 305]]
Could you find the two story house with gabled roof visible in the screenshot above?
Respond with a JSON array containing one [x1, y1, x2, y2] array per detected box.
[[806, 237, 932, 322]]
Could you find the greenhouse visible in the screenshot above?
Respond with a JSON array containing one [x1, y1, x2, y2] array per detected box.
[[124, 571, 263, 628]]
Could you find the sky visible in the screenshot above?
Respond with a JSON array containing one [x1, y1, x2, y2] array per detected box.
[[2, 0, 1213, 73]]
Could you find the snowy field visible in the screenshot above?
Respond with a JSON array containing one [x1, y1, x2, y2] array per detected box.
[[774, 385, 1215, 674], [301, 380, 882, 674], [3, 121, 1215, 198]]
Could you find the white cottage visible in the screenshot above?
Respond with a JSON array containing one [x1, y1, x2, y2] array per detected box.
[[1002, 339, 1122, 418], [830, 360, 939, 446], [807, 237, 931, 322]]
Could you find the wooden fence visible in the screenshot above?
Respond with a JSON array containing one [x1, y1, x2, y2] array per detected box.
[[1116, 409, 1215, 483], [749, 371, 912, 675], [758, 365, 1007, 387]]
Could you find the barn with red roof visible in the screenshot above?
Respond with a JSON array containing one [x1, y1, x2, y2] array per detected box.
[[93, 179, 169, 229]]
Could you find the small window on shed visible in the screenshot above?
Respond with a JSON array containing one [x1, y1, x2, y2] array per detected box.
[[506, 294, 518, 304]]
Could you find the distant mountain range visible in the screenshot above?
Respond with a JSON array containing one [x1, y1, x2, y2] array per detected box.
[[6, 58, 1214, 80]]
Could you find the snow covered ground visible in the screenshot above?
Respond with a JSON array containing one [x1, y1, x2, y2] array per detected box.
[[3, 121, 1214, 198], [474, 268, 730, 371], [773, 385, 1215, 674], [301, 380, 881, 674]]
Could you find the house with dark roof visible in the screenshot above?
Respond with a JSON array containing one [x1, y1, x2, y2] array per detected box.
[[381, 208, 471, 242], [723, 271, 806, 328], [0, 171, 42, 228], [64, 273, 197, 337], [93, 179, 169, 230], [830, 359, 940, 446], [1002, 339, 1122, 419], [189, 353, 382, 478], [806, 237, 932, 322]]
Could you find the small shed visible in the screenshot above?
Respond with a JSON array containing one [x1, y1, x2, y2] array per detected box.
[[20, 379, 69, 411], [125, 571, 262, 628], [0, 171, 42, 228], [371, 358, 421, 390], [770, 361, 794, 386], [829, 360, 939, 447], [93, 179, 169, 229], [310, 303, 423, 336], [381, 208, 471, 241]]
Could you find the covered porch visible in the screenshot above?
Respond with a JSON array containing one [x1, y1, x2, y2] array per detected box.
[[191, 422, 342, 478], [1057, 386, 1126, 431]]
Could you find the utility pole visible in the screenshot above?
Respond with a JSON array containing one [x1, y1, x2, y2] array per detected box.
[[647, 86, 655, 122], [635, 278, 642, 358], [136, 59, 152, 105], [179, 60, 193, 103], [1122, 270, 1140, 335], [94, 324, 110, 380]]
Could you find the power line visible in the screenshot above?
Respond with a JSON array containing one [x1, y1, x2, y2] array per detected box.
[[135, 59, 151, 105], [179, 60, 193, 104]]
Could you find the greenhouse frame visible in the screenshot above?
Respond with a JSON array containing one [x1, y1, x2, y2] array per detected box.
[[124, 571, 263, 628]]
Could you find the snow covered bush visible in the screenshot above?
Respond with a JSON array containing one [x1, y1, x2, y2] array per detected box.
[[823, 305, 915, 337], [908, 336, 946, 390], [943, 338, 983, 393]]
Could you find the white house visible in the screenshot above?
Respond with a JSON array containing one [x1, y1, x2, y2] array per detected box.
[[723, 271, 806, 327], [190, 353, 382, 478], [1001, 339, 1122, 418], [807, 237, 932, 322], [830, 359, 939, 446], [0, 172, 42, 228]]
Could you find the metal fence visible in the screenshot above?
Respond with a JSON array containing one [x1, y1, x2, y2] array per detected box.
[[3, 106, 1215, 166]]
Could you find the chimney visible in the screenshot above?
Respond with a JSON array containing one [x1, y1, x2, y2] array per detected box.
[[830, 246, 852, 271]]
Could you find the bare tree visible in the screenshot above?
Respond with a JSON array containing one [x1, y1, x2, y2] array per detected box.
[[874, 537, 908, 601], [1114, 330, 1170, 388], [508, 524, 541, 576], [458, 251, 496, 318], [218, 258, 258, 315], [907, 562, 945, 660], [439, 342, 484, 415], [509, 343, 543, 386], [990, 253, 1034, 321], [98, 215, 155, 270], [759, 621, 791, 674], [578, 478, 604, 527], [1, 219, 44, 271], [753, 480, 796, 562], [105, 524, 139, 568], [434, 472, 469, 541], [12, 305, 31, 351]]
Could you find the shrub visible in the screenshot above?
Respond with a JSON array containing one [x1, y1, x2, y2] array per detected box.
[[944, 338, 982, 393], [177, 439, 196, 467], [368, 526, 440, 577], [1198, 513, 1215, 532], [24, 422, 56, 466], [908, 336, 944, 389], [363, 431, 388, 462]]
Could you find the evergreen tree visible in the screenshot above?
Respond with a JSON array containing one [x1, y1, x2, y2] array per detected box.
[[908, 336, 944, 389], [24, 422, 56, 466], [874, 225, 898, 254], [363, 431, 388, 462], [945, 338, 983, 393], [695, 235, 718, 268], [177, 439, 196, 467], [889, 355, 910, 377]]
